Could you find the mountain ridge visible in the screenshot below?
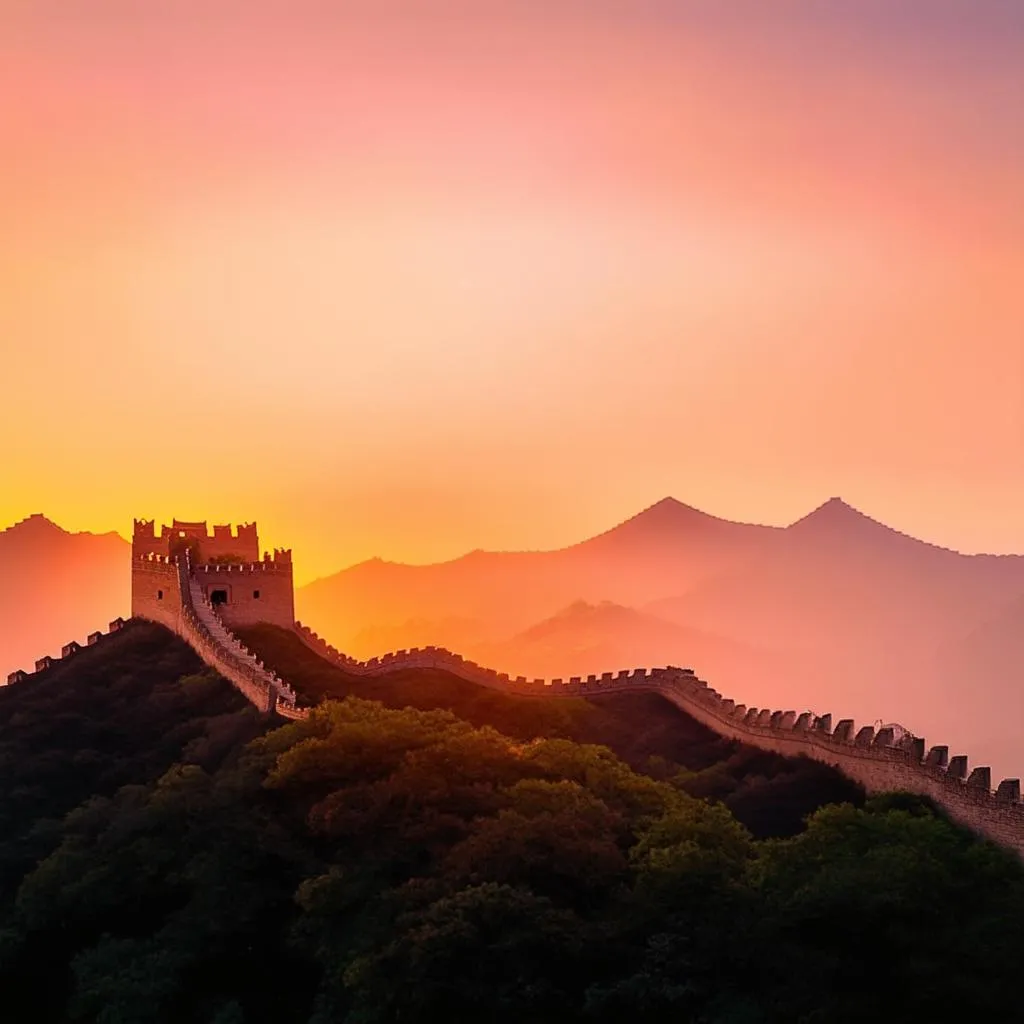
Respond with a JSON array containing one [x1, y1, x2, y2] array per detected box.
[[306, 496, 1022, 581]]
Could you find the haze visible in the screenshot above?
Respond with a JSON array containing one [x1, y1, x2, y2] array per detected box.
[[3, 1, 1024, 582]]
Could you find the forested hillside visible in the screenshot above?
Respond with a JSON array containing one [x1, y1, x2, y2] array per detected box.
[[2, 621, 1023, 1023]]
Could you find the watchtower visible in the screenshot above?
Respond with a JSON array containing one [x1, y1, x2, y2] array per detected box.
[[131, 519, 294, 629]]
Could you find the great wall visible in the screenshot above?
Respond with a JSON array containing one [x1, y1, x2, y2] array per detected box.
[[5, 517, 1024, 858]]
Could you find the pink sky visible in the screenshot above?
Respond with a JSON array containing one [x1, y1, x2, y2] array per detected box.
[[3, 2, 1023, 581]]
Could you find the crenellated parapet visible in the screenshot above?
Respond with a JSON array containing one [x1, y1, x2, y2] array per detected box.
[[4, 618, 128, 687], [290, 621, 1024, 858], [196, 560, 293, 576], [132, 518, 260, 563]]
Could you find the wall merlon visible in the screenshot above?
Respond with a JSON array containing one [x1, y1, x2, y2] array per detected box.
[[814, 714, 832, 733], [133, 518, 156, 538], [778, 711, 797, 730], [794, 712, 813, 731], [967, 767, 992, 790], [874, 727, 895, 747], [854, 726, 876, 747], [833, 719, 855, 742], [948, 756, 969, 780], [997, 780, 1021, 803], [927, 745, 949, 767]]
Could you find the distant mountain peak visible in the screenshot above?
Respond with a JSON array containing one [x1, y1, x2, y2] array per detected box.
[[788, 496, 881, 530], [797, 496, 865, 522], [785, 497, 933, 553], [633, 496, 709, 520], [579, 496, 780, 552], [2, 513, 68, 538], [592, 497, 723, 540]]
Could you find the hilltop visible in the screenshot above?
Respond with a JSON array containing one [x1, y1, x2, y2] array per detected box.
[[3, 619, 1024, 1023]]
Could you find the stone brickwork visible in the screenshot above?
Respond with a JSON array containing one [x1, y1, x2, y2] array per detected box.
[[131, 555, 181, 624], [292, 623, 1024, 858], [175, 556, 298, 713], [128, 517, 300, 715], [193, 557, 295, 630]]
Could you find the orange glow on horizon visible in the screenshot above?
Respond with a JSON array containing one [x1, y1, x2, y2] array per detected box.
[[2, 2, 1023, 582]]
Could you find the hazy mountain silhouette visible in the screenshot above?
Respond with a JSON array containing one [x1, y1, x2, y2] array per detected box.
[[0, 514, 129, 679], [297, 496, 1024, 779], [298, 497, 778, 655], [466, 599, 809, 687]]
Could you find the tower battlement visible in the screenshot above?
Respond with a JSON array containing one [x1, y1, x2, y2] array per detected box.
[[132, 519, 260, 563]]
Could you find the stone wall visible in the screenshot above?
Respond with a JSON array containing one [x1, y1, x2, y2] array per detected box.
[[85, 551, 300, 716], [131, 555, 181, 625], [19, 548, 1024, 859], [192, 558, 295, 630], [166, 554, 299, 714], [292, 622, 1024, 858], [5, 617, 126, 685]]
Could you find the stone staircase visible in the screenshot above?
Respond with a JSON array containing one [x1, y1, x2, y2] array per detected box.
[[175, 555, 302, 716]]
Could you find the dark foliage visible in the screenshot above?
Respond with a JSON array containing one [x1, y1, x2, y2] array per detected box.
[[2, 623, 1022, 1023], [237, 624, 864, 837]]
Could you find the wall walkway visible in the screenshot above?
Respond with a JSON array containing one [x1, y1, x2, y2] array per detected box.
[[293, 622, 1024, 857], [9, 575, 1024, 858]]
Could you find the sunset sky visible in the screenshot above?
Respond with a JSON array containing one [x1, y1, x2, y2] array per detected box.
[[3, 1, 1023, 583]]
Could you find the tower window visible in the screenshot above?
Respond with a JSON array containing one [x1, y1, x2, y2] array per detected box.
[[253, 589, 261, 599], [157, 590, 163, 600]]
